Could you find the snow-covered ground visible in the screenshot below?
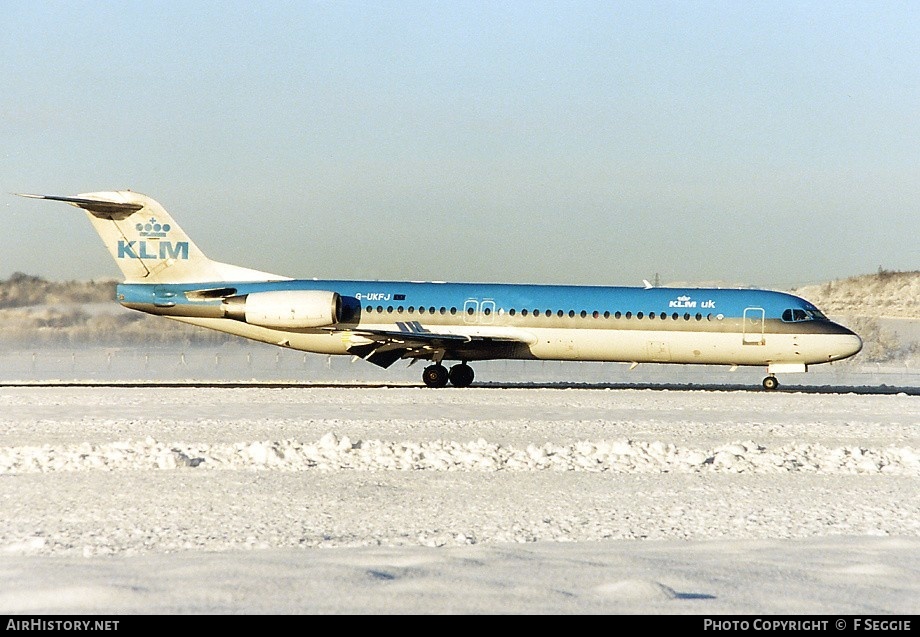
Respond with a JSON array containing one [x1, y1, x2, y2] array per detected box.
[[1, 380, 918, 614]]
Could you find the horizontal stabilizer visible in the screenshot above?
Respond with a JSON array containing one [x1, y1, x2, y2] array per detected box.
[[16, 193, 144, 217]]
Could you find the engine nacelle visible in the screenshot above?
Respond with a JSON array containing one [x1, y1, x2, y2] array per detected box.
[[222, 290, 342, 328]]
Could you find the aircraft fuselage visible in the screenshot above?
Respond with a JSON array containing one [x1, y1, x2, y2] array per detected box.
[[117, 279, 862, 371]]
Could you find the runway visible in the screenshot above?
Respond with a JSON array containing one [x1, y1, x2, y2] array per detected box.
[[1, 380, 917, 395]]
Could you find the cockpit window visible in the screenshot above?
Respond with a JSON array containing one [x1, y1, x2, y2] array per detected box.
[[806, 309, 827, 320], [782, 308, 810, 322]]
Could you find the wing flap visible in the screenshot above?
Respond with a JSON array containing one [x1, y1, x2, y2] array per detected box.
[[343, 323, 534, 368]]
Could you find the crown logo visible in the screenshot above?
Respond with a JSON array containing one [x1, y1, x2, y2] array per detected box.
[[136, 217, 171, 238], [677, 295, 691, 302]]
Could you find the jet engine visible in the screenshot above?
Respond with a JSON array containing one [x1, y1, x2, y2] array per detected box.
[[222, 290, 341, 328]]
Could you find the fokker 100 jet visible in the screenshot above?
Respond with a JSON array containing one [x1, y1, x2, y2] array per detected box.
[[18, 191, 862, 389]]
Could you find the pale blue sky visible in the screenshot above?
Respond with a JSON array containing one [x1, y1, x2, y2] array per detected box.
[[3, 1, 918, 288]]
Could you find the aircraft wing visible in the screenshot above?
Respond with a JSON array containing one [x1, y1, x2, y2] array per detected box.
[[340, 321, 534, 368]]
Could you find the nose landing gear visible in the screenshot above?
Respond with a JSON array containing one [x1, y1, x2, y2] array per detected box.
[[422, 363, 475, 388], [762, 375, 779, 391]]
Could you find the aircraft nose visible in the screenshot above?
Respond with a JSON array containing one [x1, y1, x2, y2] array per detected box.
[[844, 332, 863, 357], [832, 327, 863, 361]]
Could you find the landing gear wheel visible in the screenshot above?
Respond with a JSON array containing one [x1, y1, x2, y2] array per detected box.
[[762, 376, 779, 391], [422, 364, 449, 388], [448, 363, 475, 388]]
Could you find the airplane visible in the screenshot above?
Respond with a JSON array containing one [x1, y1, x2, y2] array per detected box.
[[17, 190, 862, 390]]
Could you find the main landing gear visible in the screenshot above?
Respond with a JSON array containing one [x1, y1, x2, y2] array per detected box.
[[422, 363, 475, 388], [762, 375, 780, 391]]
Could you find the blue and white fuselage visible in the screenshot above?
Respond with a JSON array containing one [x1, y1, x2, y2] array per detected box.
[[20, 191, 862, 389]]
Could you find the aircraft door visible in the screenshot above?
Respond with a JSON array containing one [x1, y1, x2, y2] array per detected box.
[[743, 307, 765, 345], [479, 299, 496, 324], [463, 298, 496, 324]]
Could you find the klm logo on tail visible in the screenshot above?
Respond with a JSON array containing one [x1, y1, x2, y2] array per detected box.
[[118, 217, 188, 260], [117, 240, 189, 260], [136, 217, 171, 238]]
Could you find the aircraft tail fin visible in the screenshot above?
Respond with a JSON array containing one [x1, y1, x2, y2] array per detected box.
[[17, 191, 288, 284]]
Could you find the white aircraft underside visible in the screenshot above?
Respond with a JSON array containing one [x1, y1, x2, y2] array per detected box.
[[165, 315, 860, 372]]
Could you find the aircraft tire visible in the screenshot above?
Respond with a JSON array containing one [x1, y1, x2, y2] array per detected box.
[[762, 376, 779, 391], [448, 363, 475, 388], [422, 364, 449, 388]]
